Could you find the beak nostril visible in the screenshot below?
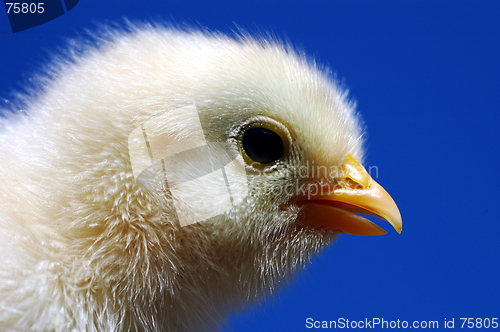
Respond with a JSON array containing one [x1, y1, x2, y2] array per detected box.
[[337, 177, 364, 190], [296, 154, 402, 235], [340, 154, 372, 189]]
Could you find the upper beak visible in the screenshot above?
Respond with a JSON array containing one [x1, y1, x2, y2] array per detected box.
[[297, 155, 402, 235]]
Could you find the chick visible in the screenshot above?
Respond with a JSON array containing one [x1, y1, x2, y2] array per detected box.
[[0, 25, 401, 331]]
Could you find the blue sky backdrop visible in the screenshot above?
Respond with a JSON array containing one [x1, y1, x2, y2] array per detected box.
[[1, 1, 499, 331]]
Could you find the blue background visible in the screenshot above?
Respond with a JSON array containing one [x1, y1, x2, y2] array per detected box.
[[1, 1, 499, 330]]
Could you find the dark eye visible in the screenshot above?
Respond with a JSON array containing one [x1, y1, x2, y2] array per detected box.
[[242, 127, 285, 164]]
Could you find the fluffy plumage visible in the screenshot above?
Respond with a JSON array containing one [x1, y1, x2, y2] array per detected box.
[[0, 24, 371, 331]]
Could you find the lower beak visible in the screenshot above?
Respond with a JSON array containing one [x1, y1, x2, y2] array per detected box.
[[297, 155, 402, 236]]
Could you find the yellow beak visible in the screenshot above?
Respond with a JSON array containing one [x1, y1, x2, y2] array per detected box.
[[297, 155, 402, 235]]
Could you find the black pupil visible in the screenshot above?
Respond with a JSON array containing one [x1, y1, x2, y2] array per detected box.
[[242, 127, 284, 164]]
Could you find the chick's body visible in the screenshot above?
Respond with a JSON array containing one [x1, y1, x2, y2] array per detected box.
[[0, 26, 365, 331]]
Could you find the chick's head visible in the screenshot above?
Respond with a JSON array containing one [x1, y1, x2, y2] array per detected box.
[[21, 26, 400, 327]]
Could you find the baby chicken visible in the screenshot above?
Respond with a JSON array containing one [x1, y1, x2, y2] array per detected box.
[[0, 25, 401, 331]]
